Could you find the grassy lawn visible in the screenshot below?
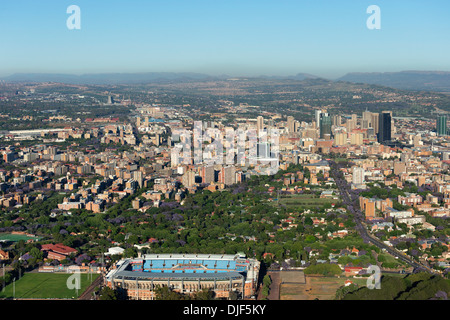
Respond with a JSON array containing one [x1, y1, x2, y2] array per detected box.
[[0, 233, 42, 242], [378, 253, 406, 268], [0, 272, 99, 299], [278, 194, 335, 209]]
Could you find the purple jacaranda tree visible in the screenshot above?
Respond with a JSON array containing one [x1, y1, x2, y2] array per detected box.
[[75, 254, 91, 266], [20, 253, 32, 261]]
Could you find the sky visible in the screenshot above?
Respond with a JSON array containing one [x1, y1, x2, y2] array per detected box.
[[0, 0, 449, 79]]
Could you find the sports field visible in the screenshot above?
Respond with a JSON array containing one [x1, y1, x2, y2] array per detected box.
[[277, 194, 335, 209], [280, 272, 368, 300], [0, 272, 99, 299], [0, 233, 42, 242]]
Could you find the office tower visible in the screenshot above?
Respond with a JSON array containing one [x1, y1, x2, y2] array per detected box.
[[371, 113, 379, 134], [287, 116, 294, 132], [334, 132, 347, 146], [315, 110, 322, 128], [350, 132, 364, 145], [257, 116, 264, 133], [319, 114, 332, 139], [200, 165, 215, 184], [182, 170, 197, 187], [257, 142, 270, 158], [378, 111, 391, 144], [219, 165, 236, 186], [362, 110, 372, 129], [437, 115, 447, 136], [332, 115, 342, 127], [133, 170, 144, 188], [286, 116, 299, 134], [346, 119, 356, 132]]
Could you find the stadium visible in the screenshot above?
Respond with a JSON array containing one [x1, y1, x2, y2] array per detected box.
[[105, 253, 260, 300]]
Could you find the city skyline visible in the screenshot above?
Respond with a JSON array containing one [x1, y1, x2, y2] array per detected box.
[[1, 1, 449, 78]]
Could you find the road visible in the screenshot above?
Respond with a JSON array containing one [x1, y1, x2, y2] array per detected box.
[[329, 160, 435, 274]]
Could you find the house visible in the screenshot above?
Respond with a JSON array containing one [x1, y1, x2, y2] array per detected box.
[[105, 246, 125, 256], [344, 280, 354, 287], [0, 249, 9, 261], [41, 243, 77, 260], [344, 266, 363, 276]]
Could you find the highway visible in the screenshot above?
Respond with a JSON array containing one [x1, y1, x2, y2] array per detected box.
[[328, 160, 436, 274]]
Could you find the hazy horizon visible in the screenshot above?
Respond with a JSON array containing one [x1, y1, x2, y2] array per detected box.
[[2, 69, 450, 82]]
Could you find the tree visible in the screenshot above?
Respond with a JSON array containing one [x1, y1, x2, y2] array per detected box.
[[99, 286, 119, 300], [193, 288, 215, 300], [154, 286, 189, 300]]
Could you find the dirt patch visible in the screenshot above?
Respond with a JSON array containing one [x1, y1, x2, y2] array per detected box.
[[257, 271, 281, 300], [280, 275, 353, 300]]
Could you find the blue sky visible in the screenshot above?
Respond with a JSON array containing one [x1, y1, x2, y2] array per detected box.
[[0, 0, 449, 78]]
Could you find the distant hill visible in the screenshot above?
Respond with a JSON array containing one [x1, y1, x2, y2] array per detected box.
[[338, 71, 450, 92], [256, 73, 321, 81], [1, 72, 217, 85], [1, 72, 325, 85]]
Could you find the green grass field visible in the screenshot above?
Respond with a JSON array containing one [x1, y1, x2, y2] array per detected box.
[[0, 233, 42, 242], [278, 194, 335, 209], [0, 272, 99, 299]]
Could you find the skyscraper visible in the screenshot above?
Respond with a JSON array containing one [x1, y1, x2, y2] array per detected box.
[[319, 114, 332, 139], [287, 116, 298, 133], [315, 110, 322, 128], [437, 115, 447, 136], [287, 116, 294, 133], [378, 111, 391, 144], [371, 113, 379, 134], [257, 116, 264, 133]]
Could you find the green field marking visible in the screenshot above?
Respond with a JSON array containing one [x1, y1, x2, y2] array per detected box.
[[0, 233, 42, 242], [0, 272, 99, 299]]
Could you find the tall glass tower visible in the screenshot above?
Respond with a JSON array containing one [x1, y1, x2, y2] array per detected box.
[[377, 112, 391, 144], [437, 115, 447, 136]]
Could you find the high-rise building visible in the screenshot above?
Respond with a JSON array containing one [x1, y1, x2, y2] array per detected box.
[[219, 165, 236, 186], [287, 116, 294, 132], [319, 114, 332, 139], [378, 111, 391, 144], [334, 132, 347, 146], [352, 167, 365, 185], [437, 115, 447, 136], [182, 170, 197, 187], [332, 115, 342, 127], [257, 142, 271, 158], [371, 113, 379, 134], [362, 110, 372, 129], [257, 116, 264, 133], [287, 116, 298, 133], [200, 165, 215, 184], [346, 119, 356, 132], [315, 110, 322, 128]]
